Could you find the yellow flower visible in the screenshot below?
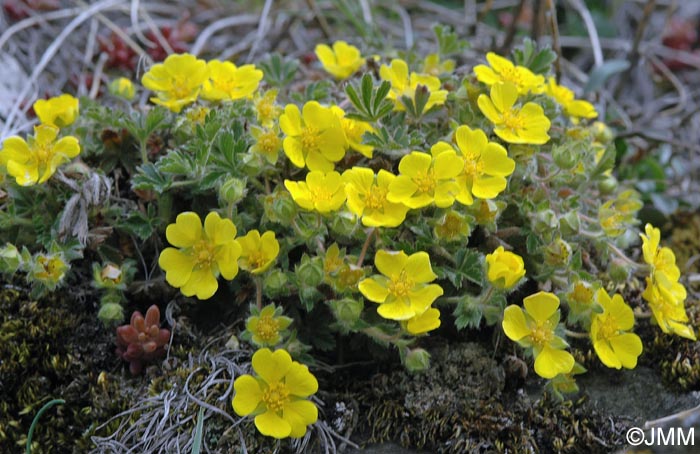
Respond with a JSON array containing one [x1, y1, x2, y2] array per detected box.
[[431, 125, 515, 205], [640, 223, 681, 282], [358, 250, 443, 321], [284, 171, 346, 213], [232, 348, 318, 439], [245, 305, 293, 347], [279, 101, 347, 171], [502, 292, 575, 379], [403, 307, 441, 335], [254, 89, 282, 128], [478, 82, 551, 145], [31, 253, 68, 289], [250, 125, 282, 164], [590, 289, 643, 369], [474, 52, 545, 94], [236, 230, 280, 274], [158, 212, 241, 300], [342, 167, 409, 228], [386, 150, 463, 209], [642, 275, 696, 340], [315, 41, 364, 79], [422, 53, 455, 76], [33, 94, 79, 128], [379, 59, 447, 112], [331, 106, 375, 158], [545, 77, 597, 121], [141, 53, 208, 113], [201, 60, 263, 102], [0, 124, 80, 186], [109, 77, 136, 100], [485, 246, 526, 290]]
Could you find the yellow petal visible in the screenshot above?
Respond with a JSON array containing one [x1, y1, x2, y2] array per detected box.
[[523, 291, 559, 322], [609, 333, 643, 369], [375, 249, 408, 278], [215, 242, 241, 280], [232, 374, 262, 415], [534, 345, 574, 379], [593, 338, 621, 369], [255, 410, 292, 439], [502, 305, 529, 341], [358, 277, 390, 303], [204, 212, 237, 245], [280, 104, 302, 137], [283, 400, 318, 438], [408, 284, 443, 314], [398, 152, 432, 178], [480, 143, 514, 176], [158, 248, 194, 288], [182, 266, 218, 300], [477, 95, 501, 124], [252, 348, 293, 384], [377, 299, 414, 320], [166, 212, 202, 248], [491, 82, 518, 112], [403, 252, 437, 284], [284, 362, 318, 397], [406, 307, 441, 335]]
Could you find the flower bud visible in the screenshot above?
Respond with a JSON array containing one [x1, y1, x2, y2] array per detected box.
[[329, 298, 364, 331], [219, 177, 247, 205], [544, 238, 572, 267], [30, 253, 68, 290], [109, 77, 136, 100], [404, 348, 431, 372], [591, 121, 614, 143], [560, 211, 580, 236], [434, 210, 471, 242], [328, 212, 357, 238], [263, 269, 290, 298], [552, 143, 579, 170], [98, 302, 125, 326], [608, 258, 630, 283], [263, 190, 297, 225], [485, 246, 526, 290], [295, 255, 324, 288], [598, 176, 618, 195], [532, 209, 558, 234], [0, 243, 21, 273]]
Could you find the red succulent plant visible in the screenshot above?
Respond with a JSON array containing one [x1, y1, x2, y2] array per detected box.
[[116, 305, 170, 375]]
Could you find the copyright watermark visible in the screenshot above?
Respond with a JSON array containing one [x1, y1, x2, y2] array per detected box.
[[626, 427, 694, 447]]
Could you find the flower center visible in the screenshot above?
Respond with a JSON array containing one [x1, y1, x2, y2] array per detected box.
[[365, 185, 388, 210], [310, 186, 333, 203], [412, 169, 436, 194], [258, 131, 280, 154], [247, 250, 268, 270], [256, 313, 280, 343], [570, 283, 592, 305], [502, 108, 525, 131], [301, 126, 321, 151], [192, 239, 216, 269], [529, 322, 553, 348], [388, 271, 414, 298], [462, 152, 484, 178], [171, 78, 191, 100], [597, 315, 619, 340], [262, 382, 290, 413], [500, 67, 522, 86]]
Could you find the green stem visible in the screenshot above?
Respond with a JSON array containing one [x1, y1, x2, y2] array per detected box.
[[564, 328, 589, 339], [26, 399, 65, 454], [139, 140, 149, 164], [255, 276, 263, 310], [356, 228, 376, 267]]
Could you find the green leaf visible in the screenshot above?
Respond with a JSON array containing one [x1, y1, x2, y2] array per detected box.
[[158, 150, 196, 175], [454, 249, 483, 286], [590, 144, 616, 178], [191, 408, 205, 454], [131, 163, 170, 192], [117, 210, 155, 240], [434, 24, 469, 55], [526, 233, 540, 254], [584, 59, 630, 94], [260, 53, 299, 87], [454, 296, 483, 330]]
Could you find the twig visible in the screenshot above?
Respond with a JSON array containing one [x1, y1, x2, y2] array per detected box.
[[2, 0, 125, 140], [190, 14, 259, 56], [305, 0, 333, 40], [545, 0, 562, 80], [393, 4, 414, 49], [499, 0, 526, 54], [565, 0, 604, 67], [615, 0, 657, 97], [247, 0, 274, 60]]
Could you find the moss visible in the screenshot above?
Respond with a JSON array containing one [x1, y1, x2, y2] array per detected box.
[[337, 342, 629, 453]]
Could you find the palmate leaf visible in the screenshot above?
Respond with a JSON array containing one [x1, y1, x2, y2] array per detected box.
[[344, 74, 393, 122]]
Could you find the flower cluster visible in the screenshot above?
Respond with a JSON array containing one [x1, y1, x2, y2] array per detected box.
[[0, 94, 80, 186], [141, 53, 263, 112], [640, 224, 696, 340], [232, 348, 318, 439], [158, 212, 280, 300], [359, 250, 443, 335]]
